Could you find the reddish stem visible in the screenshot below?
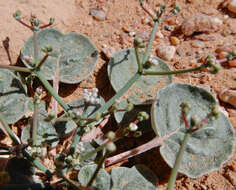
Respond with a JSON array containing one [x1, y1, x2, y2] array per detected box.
[[40, 23, 51, 29], [105, 127, 179, 166], [18, 20, 33, 29], [141, 5, 154, 18], [182, 114, 189, 128]]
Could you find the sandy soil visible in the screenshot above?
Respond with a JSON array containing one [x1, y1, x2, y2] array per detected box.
[[0, 0, 235, 189]]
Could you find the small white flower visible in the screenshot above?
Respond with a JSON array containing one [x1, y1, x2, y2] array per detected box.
[[83, 89, 88, 94], [128, 123, 138, 132], [92, 88, 98, 93], [94, 98, 100, 104], [90, 97, 96, 104]]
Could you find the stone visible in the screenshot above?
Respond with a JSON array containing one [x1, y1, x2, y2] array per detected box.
[[90, 9, 106, 21], [101, 45, 116, 60], [219, 89, 236, 108], [170, 36, 180, 46], [191, 40, 205, 48], [156, 45, 176, 61], [156, 30, 164, 38], [181, 14, 222, 36], [228, 0, 236, 14]]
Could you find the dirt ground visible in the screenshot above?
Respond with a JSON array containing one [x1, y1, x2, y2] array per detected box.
[[0, 0, 235, 189]]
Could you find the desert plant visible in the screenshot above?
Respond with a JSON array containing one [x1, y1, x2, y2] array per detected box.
[[0, 1, 235, 190]]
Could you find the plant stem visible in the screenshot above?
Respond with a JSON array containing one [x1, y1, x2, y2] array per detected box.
[[105, 128, 179, 166], [0, 64, 31, 73], [23, 150, 53, 177], [166, 132, 191, 190], [143, 65, 205, 76], [32, 100, 39, 146], [87, 151, 109, 187], [34, 70, 70, 112], [70, 73, 141, 154], [0, 113, 53, 176], [90, 73, 141, 118], [35, 53, 48, 70], [0, 113, 20, 145], [52, 54, 61, 115], [80, 142, 107, 163], [33, 31, 38, 61], [135, 47, 142, 73], [142, 20, 159, 65]]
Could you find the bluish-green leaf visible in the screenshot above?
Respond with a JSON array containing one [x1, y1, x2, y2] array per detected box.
[[151, 83, 235, 178], [108, 48, 172, 105], [21, 28, 98, 84]]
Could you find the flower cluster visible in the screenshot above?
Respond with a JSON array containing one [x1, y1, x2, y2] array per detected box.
[[83, 88, 100, 104]]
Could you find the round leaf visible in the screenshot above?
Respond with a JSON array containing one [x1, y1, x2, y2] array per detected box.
[[21, 104, 59, 147], [107, 48, 172, 105], [0, 69, 28, 124], [78, 164, 111, 190], [21, 28, 98, 84], [151, 83, 235, 178], [111, 165, 158, 190]]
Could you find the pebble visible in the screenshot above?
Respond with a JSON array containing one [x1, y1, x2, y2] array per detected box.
[[128, 31, 136, 37], [228, 0, 236, 14], [191, 40, 205, 48], [228, 59, 236, 67], [90, 9, 106, 21], [156, 45, 176, 61], [181, 14, 223, 36], [176, 48, 183, 56], [170, 36, 180, 46], [156, 30, 164, 38], [141, 17, 150, 25], [101, 45, 116, 60], [219, 89, 236, 108]]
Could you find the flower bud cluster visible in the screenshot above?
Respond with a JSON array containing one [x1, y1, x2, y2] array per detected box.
[[83, 88, 100, 104]]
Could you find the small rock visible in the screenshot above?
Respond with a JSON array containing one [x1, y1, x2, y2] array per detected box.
[[170, 36, 180, 46], [228, 0, 236, 14], [156, 30, 164, 38], [141, 17, 150, 25], [191, 40, 205, 48], [176, 48, 183, 56], [128, 31, 136, 37], [228, 59, 236, 67], [224, 170, 236, 187], [90, 9, 106, 21], [181, 14, 222, 36], [156, 45, 176, 61], [219, 89, 236, 108], [164, 25, 174, 31], [101, 45, 116, 60], [193, 34, 216, 41]]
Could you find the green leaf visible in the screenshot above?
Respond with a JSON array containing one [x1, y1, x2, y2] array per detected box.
[[78, 164, 111, 190], [21, 102, 59, 147], [107, 48, 172, 105], [151, 83, 235, 178], [0, 69, 28, 124], [111, 165, 158, 190], [21, 28, 98, 84]]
